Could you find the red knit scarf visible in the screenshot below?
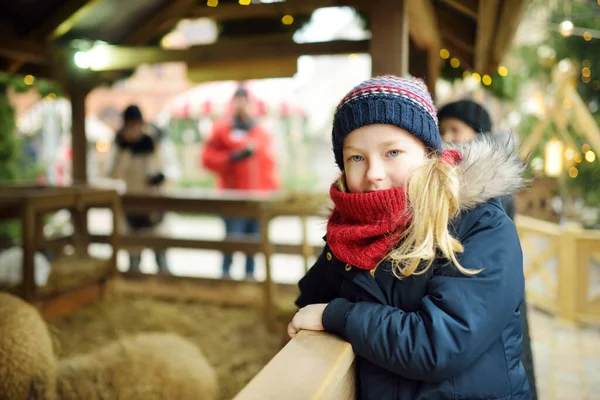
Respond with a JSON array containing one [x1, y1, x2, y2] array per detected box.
[[326, 184, 411, 270], [326, 149, 463, 270]]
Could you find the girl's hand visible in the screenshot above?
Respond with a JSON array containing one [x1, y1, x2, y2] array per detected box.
[[287, 303, 328, 339]]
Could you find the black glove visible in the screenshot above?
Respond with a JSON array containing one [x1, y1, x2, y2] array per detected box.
[[230, 146, 254, 162], [146, 173, 165, 186]]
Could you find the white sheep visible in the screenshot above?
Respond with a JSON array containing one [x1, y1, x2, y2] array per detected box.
[[57, 332, 219, 400], [0, 292, 58, 400]]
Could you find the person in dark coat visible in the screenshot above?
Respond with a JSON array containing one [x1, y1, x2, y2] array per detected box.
[[107, 105, 181, 275], [438, 99, 537, 399], [288, 76, 532, 399]]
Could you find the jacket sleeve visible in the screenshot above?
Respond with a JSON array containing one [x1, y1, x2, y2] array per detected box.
[[322, 206, 524, 382], [201, 123, 231, 174], [295, 246, 343, 308]]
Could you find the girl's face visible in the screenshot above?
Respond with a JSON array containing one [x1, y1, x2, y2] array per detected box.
[[342, 124, 427, 193]]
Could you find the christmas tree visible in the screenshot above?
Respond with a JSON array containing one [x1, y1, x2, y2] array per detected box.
[[0, 83, 20, 243], [0, 83, 18, 183]]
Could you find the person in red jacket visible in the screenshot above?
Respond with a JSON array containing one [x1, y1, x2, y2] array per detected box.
[[202, 86, 279, 280]]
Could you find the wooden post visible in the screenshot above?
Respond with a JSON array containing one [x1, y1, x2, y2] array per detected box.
[[21, 204, 36, 302], [557, 222, 582, 323], [369, 0, 409, 77], [110, 193, 121, 275], [301, 215, 311, 273], [260, 207, 276, 331], [68, 79, 91, 185]]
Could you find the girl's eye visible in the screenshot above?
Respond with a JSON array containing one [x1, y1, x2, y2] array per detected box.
[[350, 155, 364, 162], [388, 150, 400, 157]]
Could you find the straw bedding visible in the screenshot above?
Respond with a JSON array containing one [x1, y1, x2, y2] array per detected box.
[[48, 297, 281, 400]]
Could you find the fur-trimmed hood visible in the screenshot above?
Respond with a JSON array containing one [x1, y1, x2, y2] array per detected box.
[[445, 132, 526, 211]]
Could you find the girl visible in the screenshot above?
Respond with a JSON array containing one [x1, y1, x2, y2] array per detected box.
[[288, 76, 531, 399]]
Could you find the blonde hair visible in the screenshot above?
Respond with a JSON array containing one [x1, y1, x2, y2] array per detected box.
[[337, 154, 481, 279]]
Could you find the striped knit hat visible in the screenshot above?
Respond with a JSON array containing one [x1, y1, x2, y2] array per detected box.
[[332, 75, 442, 170]]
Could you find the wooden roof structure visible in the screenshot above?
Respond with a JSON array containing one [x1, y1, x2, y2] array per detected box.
[[0, 0, 527, 81], [0, 0, 528, 185]]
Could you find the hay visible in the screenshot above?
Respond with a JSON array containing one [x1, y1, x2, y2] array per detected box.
[[40, 256, 111, 296], [57, 333, 218, 400], [49, 297, 281, 400], [0, 255, 111, 297], [0, 292, 57, 400]]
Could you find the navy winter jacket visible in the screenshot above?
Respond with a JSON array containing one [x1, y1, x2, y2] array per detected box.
[[296, 137, 532, 399]]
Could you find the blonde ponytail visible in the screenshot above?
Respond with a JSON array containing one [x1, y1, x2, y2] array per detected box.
[[388, 155, 481, 278]]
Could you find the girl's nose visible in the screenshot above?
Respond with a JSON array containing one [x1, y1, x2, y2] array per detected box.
[[366, 160, 386, 183]]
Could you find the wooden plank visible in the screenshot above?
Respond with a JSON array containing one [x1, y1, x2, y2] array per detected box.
[[436, 2, 476, 68], [515, 215, 563, 237], [123, 0, 199, 46], [90, 234, 322, 256], [42, 0, 101, 40], [234, 330, 356, 400], [37, 281, 103, 321], [557, 223, 583, 322], [474, 0, 500, 73], [407, 0, 441, 50], [440, 0, 478, 19], [112, 275, 299, 308], [191, 0, 367, 20], [86, 39, 370, 71], [369, 0, 409, 77], [187, 56, 298, 83], [122, 195, 265, 216], [0, 34, 47, 64], [491, 0, 528, 68]]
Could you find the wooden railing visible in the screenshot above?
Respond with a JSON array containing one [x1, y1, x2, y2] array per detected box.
[[234, 330, 356, 400], [515, 215, 600, 323], [88, 188, 330, 330], [0, 184, 120, 320]]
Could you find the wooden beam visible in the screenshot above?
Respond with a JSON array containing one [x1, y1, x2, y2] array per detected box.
[[436, 2, 476, 68], [369, 0, 409, 77], [84, 39, 369, 71], [407, 0, 441, 50], [8, 0, 99, 74], [191, 0, 367, 20], [0, 35, 47, 64], [123, 0, 198, 46], [187, 56, 298, 83], [491, 0, 528, 68], [31, 0, 101, 41], [440, 0, 478, 20], [474, 0, 500, 73]]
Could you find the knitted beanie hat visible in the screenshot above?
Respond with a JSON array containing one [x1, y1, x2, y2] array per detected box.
[[437, 99, 492, 134], [123, 105, 143, 122], [332, 75, 441, 170]]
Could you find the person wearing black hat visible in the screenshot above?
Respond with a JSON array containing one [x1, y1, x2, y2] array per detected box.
[[107, 104, 181, 276], [438, 99, 537, 399]]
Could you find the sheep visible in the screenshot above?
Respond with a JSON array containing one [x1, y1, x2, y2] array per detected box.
[[0, 292, 57, 400], [57, 332, 219, 400]]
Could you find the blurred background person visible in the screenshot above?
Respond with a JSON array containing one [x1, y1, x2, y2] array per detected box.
[[201, 85, 279, 280], [438, 99, 536, 399], [107, 104, 181, 275]]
